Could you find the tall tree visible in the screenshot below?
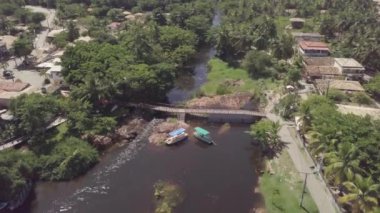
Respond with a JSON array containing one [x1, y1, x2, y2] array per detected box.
[[67, 21, 79, 42], [339, 176, 380, 213], [249, 119, 282, 153]]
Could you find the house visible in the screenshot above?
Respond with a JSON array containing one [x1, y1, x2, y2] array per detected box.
[[315, 79, 365, 95], [304, 66, 342, 81], [290, 18, 305, 29], [107, 22, 122, 31], [75, 36, 92, 43], [292, 32, 324, 42], [46, 65, 63, 83], [298, 41, 330, 57], [0, 82, 32, 107], [333, 58, 365, 80]]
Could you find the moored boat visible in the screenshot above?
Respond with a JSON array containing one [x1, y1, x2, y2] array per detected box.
[[165, 132, 188, 145], [193, 127, 214, 145], [165, 128, 188, 145]]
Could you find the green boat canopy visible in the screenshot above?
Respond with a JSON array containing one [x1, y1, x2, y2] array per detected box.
[[194, 127, 210, 135]]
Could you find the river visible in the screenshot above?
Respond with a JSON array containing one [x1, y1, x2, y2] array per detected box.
[[12, 10, 266, 213]]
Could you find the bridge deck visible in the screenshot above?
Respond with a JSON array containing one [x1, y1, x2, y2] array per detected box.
[[130, 104, 266, 117]]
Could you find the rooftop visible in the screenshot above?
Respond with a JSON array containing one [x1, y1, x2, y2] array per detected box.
[[305, 66, 342, 77], [303, 57, 334, 66], [47, 29, 65, 38], [334, 58, 364, 68], [75, 36, 92, 42], [291, 32, 324, 37], [299, 41, 330, 51], [37, 62, 55, 69], [107, 22, 122, 30], [0, 82, 30, 92], [46, 65, 62, 74], [0, 86, 34, 100], [0, 81, 33, 101], [290, 18, 305, 22], [315, 79, 365, 92]]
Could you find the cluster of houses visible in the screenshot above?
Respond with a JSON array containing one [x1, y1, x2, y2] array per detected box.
[[291, 26, 367, 96]]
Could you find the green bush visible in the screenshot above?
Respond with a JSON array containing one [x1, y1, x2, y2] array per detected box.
[[0, 150, 38, 201], [275, 94, 300, 120], [40, 137, 99, 181], [351, 92, 373, 105], [216, 84, 231, 95], [327, 89, 348, 103], [52, 32, 69, 48]]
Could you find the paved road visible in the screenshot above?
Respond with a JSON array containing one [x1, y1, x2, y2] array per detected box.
[[265, 95, 339, 213]]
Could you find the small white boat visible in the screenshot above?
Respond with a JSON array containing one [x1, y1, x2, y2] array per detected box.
[[165, 132, 188, 145]]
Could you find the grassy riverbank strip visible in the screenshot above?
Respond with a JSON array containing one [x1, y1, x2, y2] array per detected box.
[[259, 151, 318, 213], [200, 59, 282, 96]]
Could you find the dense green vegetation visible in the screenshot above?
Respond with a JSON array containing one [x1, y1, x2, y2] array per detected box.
[[0, 0, 215, 204], [320, 0, 380, 71], [300, 95, 380, 212], [365, 74, 380, 99]]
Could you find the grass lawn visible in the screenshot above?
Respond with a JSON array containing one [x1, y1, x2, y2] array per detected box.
[[200, 59, 282, 96], [260, 151, 318, 213]]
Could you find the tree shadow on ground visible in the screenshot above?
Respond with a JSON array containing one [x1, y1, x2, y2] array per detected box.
[[255, 141, 290, 160]]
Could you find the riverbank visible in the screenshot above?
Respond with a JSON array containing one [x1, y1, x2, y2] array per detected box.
[[259, 151, 318, 213]]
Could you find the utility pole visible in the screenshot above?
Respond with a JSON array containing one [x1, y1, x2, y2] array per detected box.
[[300, 173, 308, 207], [299, 170, 317, 207]]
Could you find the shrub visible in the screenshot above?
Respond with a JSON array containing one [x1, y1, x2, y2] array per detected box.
[[216, 84, 231, 95], [39, 137, 98, 181], [275, 94, 300, 120], [351, 92, 373, 105], [52, 32, 69, 48], [327, 89, 348, 102]]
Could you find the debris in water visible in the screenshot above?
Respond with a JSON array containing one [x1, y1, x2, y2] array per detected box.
[[153, 180, 184, 213], [217, 123, 231, 135]]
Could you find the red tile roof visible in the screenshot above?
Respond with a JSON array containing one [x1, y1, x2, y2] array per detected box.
[[299, 41, 330, 51]]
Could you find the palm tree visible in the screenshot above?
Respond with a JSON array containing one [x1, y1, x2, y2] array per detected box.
[[339, 175, 380, 213], [324, 143, 366, 184], [249, 120, 282, 153]]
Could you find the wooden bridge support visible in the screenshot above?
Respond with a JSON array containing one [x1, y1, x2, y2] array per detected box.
[[177, 112, 186, 121]]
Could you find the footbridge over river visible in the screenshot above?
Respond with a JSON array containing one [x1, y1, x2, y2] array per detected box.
[[128, 103, 267, 123]]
